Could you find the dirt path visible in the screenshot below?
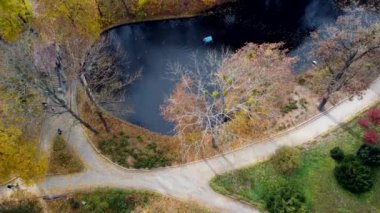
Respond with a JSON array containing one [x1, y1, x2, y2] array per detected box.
[[35, 78, 380, 213]]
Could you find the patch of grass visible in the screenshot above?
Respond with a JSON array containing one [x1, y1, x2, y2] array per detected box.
[[0, 199, 42, 213], [281, 99, 299, 114], [98, 135, 170, 169], [211, 119, 380, 212], [48, 136, 84, 174], [46, 188, 213, 213], [281, 100, 298, 114], [77, 88, 181, 165]]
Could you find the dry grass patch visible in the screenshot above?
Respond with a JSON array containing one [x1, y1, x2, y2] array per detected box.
[[46, 188, 213, 213], [48, 136, 84, 175], [0, 191, 43, 213], [77, 88, 181, 166]]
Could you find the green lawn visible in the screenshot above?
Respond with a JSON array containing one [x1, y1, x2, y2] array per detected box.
[[210, 120, 380, 213]]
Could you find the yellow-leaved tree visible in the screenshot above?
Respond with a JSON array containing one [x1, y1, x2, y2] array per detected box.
[[0, 0, 33, 41], [0, 124, 47, 184], [36, 0, 101, 40]]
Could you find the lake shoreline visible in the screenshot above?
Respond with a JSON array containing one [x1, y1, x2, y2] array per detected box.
[[101, 0, 237, 34]]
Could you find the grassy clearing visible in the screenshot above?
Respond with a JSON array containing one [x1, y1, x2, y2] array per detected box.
[[48, 136, 84, 174], [210, 119, 380, 212], [46, 188, 213, 213], [98, 135, 170, 169], [77, 88, 179, 167]]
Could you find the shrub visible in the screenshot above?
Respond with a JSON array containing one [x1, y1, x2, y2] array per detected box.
[[368, 108, 380, 124], [363, 130, 379, 145], [334, 155, 374, 193], [68, 198, 80, 209], [358, 117, 370, 128], [358, 107, 380, 145], [357, 144, 380, 166], [81, 189, 150, 212], [99, 136, 170, 169], [330, 147, 345, 162], [281, 100, 299, 114], [266, 186, 308, 213], [272, 146, 301, 175]]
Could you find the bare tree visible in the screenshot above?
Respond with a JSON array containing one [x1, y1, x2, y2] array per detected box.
[[336, 0, 380, 10], [309, 10, 380, 110], [80, 33, 141, 132], [162, 43, 295, 160], [0, 33, 99, 134]]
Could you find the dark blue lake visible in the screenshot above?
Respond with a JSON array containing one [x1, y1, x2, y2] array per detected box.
[[104, 0, 338, 135]]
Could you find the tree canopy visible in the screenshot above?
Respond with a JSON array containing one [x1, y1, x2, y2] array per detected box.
[[0, 124, 47, 184], [301, 11, 380, 110], [162, 43, 295, 158], [0, 0, 33, 41]]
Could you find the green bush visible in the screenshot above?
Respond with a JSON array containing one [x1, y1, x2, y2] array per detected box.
[[281, 100, 299, 114], [357, 144, 380, 166], [330, 147, 345, 162], [81, 189, 150, 213], [134, 143, 169, 169], [266, 186, 308, 213], [272, 146, 301, 175], [68, 198, 80, 209], [334, 155, 374, 193]]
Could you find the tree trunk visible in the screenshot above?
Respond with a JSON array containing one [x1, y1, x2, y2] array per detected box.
[[80, 74, 110, 133], [96, 110, 110, 133], [120, 0, 130, 14], [318, 94, 329, 111], [67, 108, 99, 134], [42, 81, 99, 135], [211, 136, 218, 149], [94, 0, 104, 19]]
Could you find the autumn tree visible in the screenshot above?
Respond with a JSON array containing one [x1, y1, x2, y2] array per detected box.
[[0, 124, 47, 184], [36, 0, 140, 133], [0, 0, 33, 42], [0, 49, 47, 184], [33, 0, 119, 132], [35, 0, 101, 77], [305, 11, 380, 110], [0, 82, 43, 135], [162, 43, 295, 159]]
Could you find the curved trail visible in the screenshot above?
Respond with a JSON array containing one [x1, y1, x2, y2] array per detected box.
[[38, 79, 380, 212]]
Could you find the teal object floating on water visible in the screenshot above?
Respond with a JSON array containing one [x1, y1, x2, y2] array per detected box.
[[203, 36, 213, 43]]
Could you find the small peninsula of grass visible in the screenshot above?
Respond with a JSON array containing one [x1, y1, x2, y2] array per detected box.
[[48, 136, 84, 174], [210, 118, 380, 212]]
